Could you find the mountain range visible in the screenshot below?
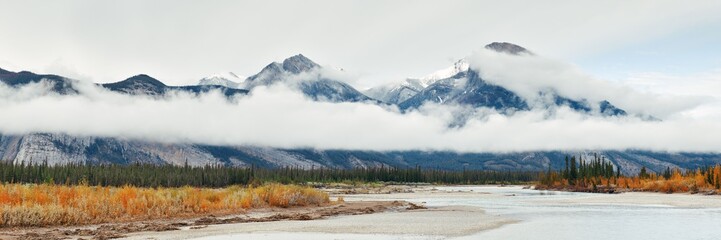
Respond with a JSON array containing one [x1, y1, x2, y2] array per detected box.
[[0, 42, 718, 175]]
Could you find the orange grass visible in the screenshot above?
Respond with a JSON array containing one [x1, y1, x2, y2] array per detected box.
[[539, 168, 721, 194], [0, 183, 329, 227]]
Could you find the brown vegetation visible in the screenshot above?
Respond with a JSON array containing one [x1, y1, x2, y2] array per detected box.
[[0, 183, 330, 227], [537, 155, 721, 194], [1, 200, 415, 240]]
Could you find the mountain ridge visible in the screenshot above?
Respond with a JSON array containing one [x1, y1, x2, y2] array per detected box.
[[1, 132, 719, 175], [0, 43, 696, 174]]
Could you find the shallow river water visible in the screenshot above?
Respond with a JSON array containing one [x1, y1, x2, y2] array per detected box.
[[436, 186, 721, 240], [197, 186, 721, 240]]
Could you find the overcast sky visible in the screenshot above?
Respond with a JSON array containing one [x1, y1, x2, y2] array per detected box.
[[1, 0, 720, 90], [2, 1, 721, 152]]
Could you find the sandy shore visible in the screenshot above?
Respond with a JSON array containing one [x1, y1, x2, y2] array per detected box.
[[119, 186, 516, 240], [0, 200, 415, 240], [121, 205, 514, 240]]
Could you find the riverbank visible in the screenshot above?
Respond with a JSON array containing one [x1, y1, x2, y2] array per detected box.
[[121, 205, 515, 240], [122, 185, 721, 240], [119, 185, 520, 239], [0, 200, 418, 239], [8, 184, 721, 239]]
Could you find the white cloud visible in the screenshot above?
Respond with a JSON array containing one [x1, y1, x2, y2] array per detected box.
[[622, 69, 721, 120], [624, 70, 721, 97], [466, 49, 712, 119], [1, 79, 720, 153], [43, 58, 94, 82]]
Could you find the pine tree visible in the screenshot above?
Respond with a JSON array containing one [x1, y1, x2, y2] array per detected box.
[[639, 166, 648, 179], [663, 167, 672, 180], [564, 156, 570, 179], [569, 156, 578, 184]]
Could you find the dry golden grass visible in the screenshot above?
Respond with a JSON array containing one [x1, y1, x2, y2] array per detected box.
[[0, 183, 330, 227], [539, 168, 721, 194]]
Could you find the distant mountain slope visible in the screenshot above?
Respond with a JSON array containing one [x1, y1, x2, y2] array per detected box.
[[0, 69, 248, 97], [242, 54, 375, 103], [2, 132, 719, 175], [298, 79, 373, 102], [396, 42, 625, 117], [102, 74, 168, 95], [363, 79, 425, 104], [101, 74, 248, 97], [0, 68, 78, 94], [0, 45, 704, 175], [484, 42, 533, 55], [242, 54, 321, 89], [365, 59, 469, 104], [398, 67, 530, 112]]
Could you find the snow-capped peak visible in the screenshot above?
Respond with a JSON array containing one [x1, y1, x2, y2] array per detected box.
[[417, 59, 469, 87], [198, 72, 244, 88], [364, 59, 469, 104], [208, 72, 243, 80]]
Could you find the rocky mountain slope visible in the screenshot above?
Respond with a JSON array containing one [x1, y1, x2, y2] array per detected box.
[[395, 43, 626, 117], [1, 132, 717, 175]]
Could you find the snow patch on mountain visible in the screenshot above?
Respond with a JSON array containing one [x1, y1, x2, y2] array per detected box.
[[417, 59, 469, 87], [239, 54, 373, 103], [198, 72, 244, 88], [365, 59, 469, 104], [363, 79, 425, 104]]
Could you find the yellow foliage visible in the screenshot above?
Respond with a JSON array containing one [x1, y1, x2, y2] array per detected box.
[[695, 171, 707, 188]]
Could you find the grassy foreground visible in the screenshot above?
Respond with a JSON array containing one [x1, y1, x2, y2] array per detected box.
[[0, 183, 329, 227]]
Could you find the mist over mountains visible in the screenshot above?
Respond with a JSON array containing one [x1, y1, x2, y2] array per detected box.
[[1, 42, 720, 174]]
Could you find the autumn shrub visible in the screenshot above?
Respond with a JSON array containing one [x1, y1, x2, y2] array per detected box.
[[536, 156, 721, 195], [0, 183, 330, 227], [540, 173, 715, 194]]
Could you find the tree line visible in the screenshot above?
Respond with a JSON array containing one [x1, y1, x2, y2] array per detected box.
[[539, 153, 721, 193], [0, 161, 539, 187], [555, 154, 618, 185]]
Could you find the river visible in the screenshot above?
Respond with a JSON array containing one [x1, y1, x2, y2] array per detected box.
[[126, 186, 721, 240]]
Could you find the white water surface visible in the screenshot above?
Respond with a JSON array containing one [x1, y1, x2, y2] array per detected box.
[[437, 186, 721, 240], [194, 186, 721, 240]]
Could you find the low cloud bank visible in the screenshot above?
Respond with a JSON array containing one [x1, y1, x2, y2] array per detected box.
[[466, 49, 710, 119], [1, 78, 720, 153]]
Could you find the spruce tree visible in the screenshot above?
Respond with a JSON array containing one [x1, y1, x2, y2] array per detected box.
[[639, 166, 648, 179], [663, 167, 672, 180], [564, 156, 570, 179], [570, 156, 578, 184]]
